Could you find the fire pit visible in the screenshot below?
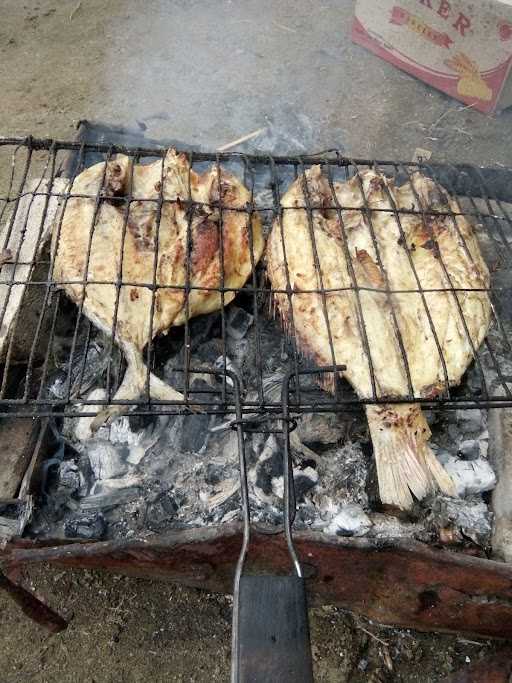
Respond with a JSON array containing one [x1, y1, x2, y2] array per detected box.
[[2, 125, 512, 668]]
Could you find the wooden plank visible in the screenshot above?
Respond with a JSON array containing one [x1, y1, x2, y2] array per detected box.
[[0, 176, 65, 361], [0, 418, 39, 498], [4, 525, 512, 640]]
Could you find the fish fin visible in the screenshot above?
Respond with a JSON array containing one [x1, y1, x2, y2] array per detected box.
[[366, 403, 456, 510], [90, 343, 197, 432]]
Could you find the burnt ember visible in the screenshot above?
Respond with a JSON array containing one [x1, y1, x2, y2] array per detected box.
[[30, 298, 495, 548]]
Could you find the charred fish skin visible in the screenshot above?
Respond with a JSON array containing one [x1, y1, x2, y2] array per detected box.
[[267, 166, 490, 510], [53, 150, 264, 428]]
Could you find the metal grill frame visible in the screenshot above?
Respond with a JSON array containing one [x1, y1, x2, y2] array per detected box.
[[1, 136, 512, 418]]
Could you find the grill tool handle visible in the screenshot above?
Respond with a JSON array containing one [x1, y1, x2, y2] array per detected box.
[[233, 574, 313, 682]]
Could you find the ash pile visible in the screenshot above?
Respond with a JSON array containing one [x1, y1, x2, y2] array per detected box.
[[29, 298, 496, 551]]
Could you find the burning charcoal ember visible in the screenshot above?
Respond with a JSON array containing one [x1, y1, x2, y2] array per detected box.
[[424, 495, 493, 547], [297, 413, 346, 448], [324, 504, 372, 537], [437, 454, 497, 496], [458, 439, 482, 461], [64, 512, 106, 540], [86, 440, 128, 480], [226, 306, 254, 341]]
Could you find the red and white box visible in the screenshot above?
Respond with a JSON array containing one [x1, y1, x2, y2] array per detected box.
[[352, 0, 512, 113]]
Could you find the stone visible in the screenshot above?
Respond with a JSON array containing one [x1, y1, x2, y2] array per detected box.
[[324, 504, 372, 537]]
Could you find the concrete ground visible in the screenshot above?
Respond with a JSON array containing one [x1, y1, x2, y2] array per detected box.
[[0, 0, 510, 681]]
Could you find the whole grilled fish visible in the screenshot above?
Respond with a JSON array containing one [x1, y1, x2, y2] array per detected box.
[[267, 166, 490, 509], [53, 150, 264, 428]]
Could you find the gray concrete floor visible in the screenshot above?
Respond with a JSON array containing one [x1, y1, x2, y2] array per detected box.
[[0, 1, 510, 681], [2, 0, 511, 164]]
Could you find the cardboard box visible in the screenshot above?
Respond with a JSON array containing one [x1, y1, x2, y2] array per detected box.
[[352, 0, 512, 113]]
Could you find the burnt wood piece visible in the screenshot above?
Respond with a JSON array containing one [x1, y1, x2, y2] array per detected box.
[[4, 525, 512, 639], [0, 419, 40, 498], [0, 570, 67, 633]]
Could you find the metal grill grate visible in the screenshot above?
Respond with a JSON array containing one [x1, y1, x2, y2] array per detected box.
[[1, 136, 512, 418]]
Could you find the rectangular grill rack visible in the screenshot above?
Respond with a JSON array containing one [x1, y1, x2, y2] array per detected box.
[[1, 135, 512, 418]]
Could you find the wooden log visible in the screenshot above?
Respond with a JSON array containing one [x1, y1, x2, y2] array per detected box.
[[4, 525, 512, 640]]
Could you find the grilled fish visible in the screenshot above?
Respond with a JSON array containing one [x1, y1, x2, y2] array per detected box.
[[267, 166, 491, 509], [53, 150, 264, 428]]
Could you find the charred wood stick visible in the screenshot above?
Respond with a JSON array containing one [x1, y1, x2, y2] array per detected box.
[[0, 569, 67, 633]]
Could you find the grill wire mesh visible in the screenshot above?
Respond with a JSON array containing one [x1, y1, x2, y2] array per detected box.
[[1, 136, 512, 418]]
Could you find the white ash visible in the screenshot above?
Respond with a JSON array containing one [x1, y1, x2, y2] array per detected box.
[[436, 453, 497, 497], [31, 307, 497, 547], [324, 504, 372, 537], [86, 439, 128, 480]]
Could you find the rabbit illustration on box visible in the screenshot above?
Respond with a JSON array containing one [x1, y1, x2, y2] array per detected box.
[[445, 52, 493, 101]]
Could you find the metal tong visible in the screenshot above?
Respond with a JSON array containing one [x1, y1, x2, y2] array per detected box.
[[230, 370, 314, 683]]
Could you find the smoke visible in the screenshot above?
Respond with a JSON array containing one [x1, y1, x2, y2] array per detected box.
[[103, 0, 346, 153]]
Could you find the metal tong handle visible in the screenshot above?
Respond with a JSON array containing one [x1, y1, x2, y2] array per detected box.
[[230, 370, 314, 683]]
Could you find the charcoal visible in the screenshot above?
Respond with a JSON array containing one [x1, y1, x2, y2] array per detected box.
[[86, 439, 128, 480], [145, 488, 186, 531], [179, 413, 211, 453], [65, 512, 106, 540], [293, 467, 319, 501], [425, 495, 492, 547], [57, 460, 85, 496], [324, 504, 372, 537], [206, 462, 225, 485], [80, 476, 141, 511], [456, 408, 485, 433], [297, 413, 345, 448], [0, 498, 33, 540], [457, 439, 481, 461], [205, 478, 239, 511], [226, 306, 254, 340], [253, 436, 283, 498]]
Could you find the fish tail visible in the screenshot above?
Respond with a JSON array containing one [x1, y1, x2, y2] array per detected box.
[[365, 403, 456, 510], [90, 343, 187, 432]]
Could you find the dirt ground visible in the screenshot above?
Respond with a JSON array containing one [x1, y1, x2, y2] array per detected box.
[[1, 1, 511, 681]]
